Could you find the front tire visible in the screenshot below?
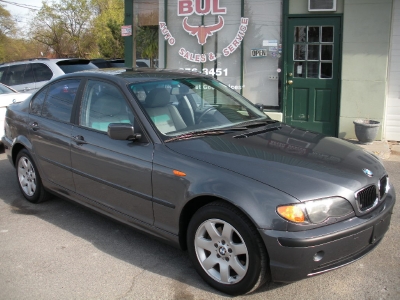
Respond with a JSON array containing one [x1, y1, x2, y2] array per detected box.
[[16, 149, 50, 203], [187, 201, 269, 295]]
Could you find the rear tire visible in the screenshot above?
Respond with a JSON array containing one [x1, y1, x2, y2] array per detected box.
[[187, 201, 269, 295], [16, 149, 50, 203]]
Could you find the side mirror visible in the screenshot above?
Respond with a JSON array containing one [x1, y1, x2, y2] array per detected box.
[[107, 123, 142, 141], [254, 103, 264, 112]]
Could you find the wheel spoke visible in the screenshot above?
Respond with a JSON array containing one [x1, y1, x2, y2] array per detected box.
[[232, 243, 247, 255], [230, 257, 247, 277], [219, 261, 230, 283], [27, 181, 34, 195], [19, 176, 28, 186], [22, 159, 29, 169], [196, 237, 216, 252], [202, 254, 219, 270], [30, 181, 36, 194], [221, 223, 234, 241], [204, 221, 221, 240]]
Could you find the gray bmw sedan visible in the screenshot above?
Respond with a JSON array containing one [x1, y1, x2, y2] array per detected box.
[[2, 69, 395, 295]]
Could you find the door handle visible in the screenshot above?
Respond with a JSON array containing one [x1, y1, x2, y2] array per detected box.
[[31, 122, 40, 131], [287, 80, 293, 85], [72, 135, 88, 145]]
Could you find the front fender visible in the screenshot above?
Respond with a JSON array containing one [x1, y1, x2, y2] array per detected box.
[[152, 145, 298, 235]]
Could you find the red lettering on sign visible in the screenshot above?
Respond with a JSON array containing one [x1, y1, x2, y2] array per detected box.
[[212, 0, 226, 14], [195, 0, 210, 15], [178, 0, 193, 16], [178, 0, 226, 16]]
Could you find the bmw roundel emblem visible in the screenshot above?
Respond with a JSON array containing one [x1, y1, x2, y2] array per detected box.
[[362, 168, 374, 177]]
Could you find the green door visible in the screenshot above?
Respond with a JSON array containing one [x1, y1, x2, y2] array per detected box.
[[285, 17, 341, 136]]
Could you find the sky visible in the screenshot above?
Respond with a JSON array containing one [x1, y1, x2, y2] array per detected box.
[[1, 0, 45, 26]]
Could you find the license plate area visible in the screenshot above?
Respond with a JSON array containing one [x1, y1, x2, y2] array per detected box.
[[370, 213, 391, 244]]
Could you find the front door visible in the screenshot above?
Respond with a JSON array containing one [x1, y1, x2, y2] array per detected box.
[[70, 79, 154, 225], [285, 17, 341, 136]]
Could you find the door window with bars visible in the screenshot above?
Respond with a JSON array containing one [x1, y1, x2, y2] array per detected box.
[[293, 26, 334, 79]]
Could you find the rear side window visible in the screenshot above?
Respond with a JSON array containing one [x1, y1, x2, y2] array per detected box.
[[30, 87, 49, 116], [56, 60, 98, 74], [32, 63, 53, 82], [23, 64, 34, 84], [41, 79, 81, 123]]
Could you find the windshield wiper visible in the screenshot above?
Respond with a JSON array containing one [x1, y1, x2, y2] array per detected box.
[[237, 119, 280, 128], [165, 127, 247, 143]]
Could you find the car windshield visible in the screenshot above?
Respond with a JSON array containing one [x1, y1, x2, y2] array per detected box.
[[0, 84, 16, 94], [129, 77, 270, 138]]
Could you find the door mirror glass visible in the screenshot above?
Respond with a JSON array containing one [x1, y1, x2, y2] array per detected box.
[[107, 123, 141, 140]]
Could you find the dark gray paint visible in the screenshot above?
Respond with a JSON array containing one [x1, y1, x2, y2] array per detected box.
[[2, 69, 396, 284]]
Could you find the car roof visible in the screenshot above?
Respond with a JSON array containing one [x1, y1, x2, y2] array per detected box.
[[62, 68, 210, 84], [0, 58, 92, 66]]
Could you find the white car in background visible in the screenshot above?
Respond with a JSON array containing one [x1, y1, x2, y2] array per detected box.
[[0, 83, 31, 144]]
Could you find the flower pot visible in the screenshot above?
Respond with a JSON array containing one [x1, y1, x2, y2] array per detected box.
[[353, 119, 380, 144]]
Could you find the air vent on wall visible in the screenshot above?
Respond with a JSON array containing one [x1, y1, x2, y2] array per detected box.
[[308, 0, 337, 12]]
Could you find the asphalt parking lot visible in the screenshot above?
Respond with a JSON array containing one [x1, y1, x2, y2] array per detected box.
[[0, 149, 399, 300]]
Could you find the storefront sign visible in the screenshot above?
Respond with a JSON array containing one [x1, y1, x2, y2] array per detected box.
[[182, 15, 224, 45], [121, 25, 132, 37], [178, 0, 227, 16], [159, 23, 176, 45], [159, 0, 249, 64], [251, 48, 267, 57], [263, 40, 278, 47]]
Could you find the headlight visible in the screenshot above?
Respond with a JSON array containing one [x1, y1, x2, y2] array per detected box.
[[277, 197, 354, 224]]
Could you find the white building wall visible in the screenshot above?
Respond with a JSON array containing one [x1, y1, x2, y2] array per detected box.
[[386, 0, 400, 141]]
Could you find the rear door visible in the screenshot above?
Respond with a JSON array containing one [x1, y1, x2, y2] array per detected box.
[[29, 78, 82, 191], [70, 79, 154, 225]]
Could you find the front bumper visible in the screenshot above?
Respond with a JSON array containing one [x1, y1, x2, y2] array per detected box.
[[260, 188, 396, 282]]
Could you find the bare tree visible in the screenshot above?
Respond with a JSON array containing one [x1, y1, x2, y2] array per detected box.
[[29, 0, 96, 58]]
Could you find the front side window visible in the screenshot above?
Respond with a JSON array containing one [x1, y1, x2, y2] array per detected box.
[[6, 64, 27, 86], [79, 80, 133, 132], [129, 78, 269, 137], [41, 79, 81, 123]]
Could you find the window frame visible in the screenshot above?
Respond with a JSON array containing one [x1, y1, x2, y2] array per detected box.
[[78, 79, 136, 133], [39, 78, 83, 124]]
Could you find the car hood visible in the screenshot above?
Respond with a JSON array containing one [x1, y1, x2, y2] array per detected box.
[[0, 93, 31, 107], [166, 123, 387, 201]]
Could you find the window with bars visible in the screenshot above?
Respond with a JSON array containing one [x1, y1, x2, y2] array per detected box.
[[293, 26, 334, 79]]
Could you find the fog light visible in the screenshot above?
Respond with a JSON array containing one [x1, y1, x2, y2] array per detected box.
[[313, 251, 324, 262]]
